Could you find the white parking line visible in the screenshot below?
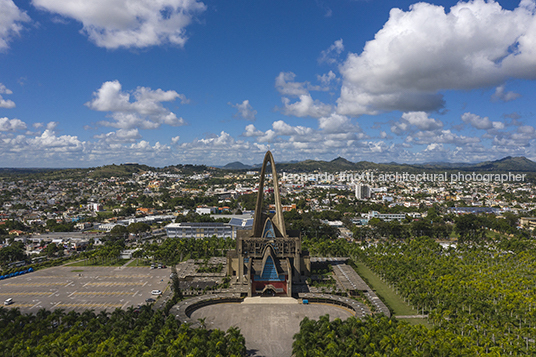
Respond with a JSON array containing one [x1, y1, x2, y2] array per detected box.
[[133, 290, 139, 297], [68, 291, 77, 297]]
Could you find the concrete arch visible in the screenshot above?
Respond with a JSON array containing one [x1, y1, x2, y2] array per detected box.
[[252, 151, 287, 238]]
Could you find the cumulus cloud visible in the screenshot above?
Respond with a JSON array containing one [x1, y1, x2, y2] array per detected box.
[[0, 83, 15, 108], [94, 128, 141, 143], [86, 80, 187, 129], [275, 72, 323, 96], [318, 39, 344, 64], [243, 124, 264, 137], [492, 84, 522, 102], [0, 117, 26, 131], [391, 112, 443, 135], [493, 124, 536, 147], [317, 71, 338, 86], [275, 72, 332, 118], [338, 0, 536, 115], [410, 129, 481, 146], [229, 100, 257, 121], [0, 0, 30, 51], [0, 84, 13, 95], [461, 112, 505, 130], [280, 95, 332, 118], [32, 0, 206, 49], [318, 113, 360, 133]]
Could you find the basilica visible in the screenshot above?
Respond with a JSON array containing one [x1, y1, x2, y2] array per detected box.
[[226, 151, 310, 296]]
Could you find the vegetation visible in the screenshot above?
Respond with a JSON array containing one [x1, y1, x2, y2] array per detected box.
[[0, 306, 246, 356], [293, 315, 485, 357]]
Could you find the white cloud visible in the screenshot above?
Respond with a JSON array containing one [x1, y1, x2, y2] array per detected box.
[[272, 120, 314, 136], [94, 128, 141, 143], [391, 112, 443, 135], [0, 117, 26, 131], [280, 95, 332, 118], [171, 136, 180, 144], [275, 72, 320, 97], [257, 129, 277, 143], [493, 124, 536, 147], [275, 72, 331, 118], [32, 0, 206, 49], [318, 113, 360, 134], [0, 84, 13, 95], [229, 100, 257, 121], [411, 129, 481, 145], [0, 97, 15, 109], [492, 84, 521, 102], [461, 112, 505, 130], [243, 124, 264, 137], [0, 83, 15, 108], [317, 71, 337, 86], [30, 129, 83, 149], [338, 0, 536, 115], [0, 0, 30, 51], [318, 39, 344, 64], [86, 80, 187, 129]]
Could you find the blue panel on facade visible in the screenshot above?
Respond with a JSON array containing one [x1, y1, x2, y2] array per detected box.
[[254, 256, 285, 281]]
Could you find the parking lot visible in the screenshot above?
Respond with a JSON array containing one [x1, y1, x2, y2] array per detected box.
[[0, 265, 170, 313]]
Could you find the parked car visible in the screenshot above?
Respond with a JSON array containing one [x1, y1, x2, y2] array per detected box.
[[145, 298, 155, 303], [151, 289, 162, 295], [4, 298, 13, 305]]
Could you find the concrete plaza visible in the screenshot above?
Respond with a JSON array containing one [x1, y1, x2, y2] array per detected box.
[[190, 298, 355, 357]]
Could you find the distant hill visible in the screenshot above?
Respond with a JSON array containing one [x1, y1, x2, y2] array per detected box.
[[471, 156, 536, 172], [87, 163, 154, 178], [272, 156, 536, 174], [222, 161, 253, 170], [0, 156, 534, 180]]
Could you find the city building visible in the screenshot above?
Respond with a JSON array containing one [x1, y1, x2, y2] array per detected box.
[[520, 217, 536, 230], [165, 222, 232, 239], [365, 211, 406, 222], [355, 184, 371, 200], [196, 206, 217, 215]]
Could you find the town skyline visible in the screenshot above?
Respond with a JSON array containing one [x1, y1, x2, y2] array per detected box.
[[1, 0, 536, 167]]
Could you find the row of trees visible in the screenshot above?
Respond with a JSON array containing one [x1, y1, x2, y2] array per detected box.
[[0, 304, 246, 356], [138, 235, 236, 265]]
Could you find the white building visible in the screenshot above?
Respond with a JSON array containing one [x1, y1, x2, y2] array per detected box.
[[196, 207, 217, 215], [355, 184, 371, 200], [365, 211, 406, 222], [165, 222, 232, 239], [87, 202, 103, 212]]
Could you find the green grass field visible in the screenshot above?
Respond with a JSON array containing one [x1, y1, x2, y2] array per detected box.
[[67, 259, 130, 267], [126, 258, 152, 267], [352, 261, 416, 316]]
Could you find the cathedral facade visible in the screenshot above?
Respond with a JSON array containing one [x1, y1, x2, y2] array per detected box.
[[227, 151, 310, 297]]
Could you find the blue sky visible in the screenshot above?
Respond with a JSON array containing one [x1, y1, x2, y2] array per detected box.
[[1, 0, 536, 167]]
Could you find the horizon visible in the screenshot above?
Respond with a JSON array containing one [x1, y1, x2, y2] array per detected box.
[[1, 1, 536, 167], [0, 154, 532, 170]]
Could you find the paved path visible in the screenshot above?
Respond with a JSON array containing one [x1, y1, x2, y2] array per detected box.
[[121, 259, 135, 268], [396, 315, 428, 318]]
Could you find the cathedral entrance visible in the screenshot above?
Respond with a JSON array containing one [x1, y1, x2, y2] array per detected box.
[[261, 285, 277, 296]]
